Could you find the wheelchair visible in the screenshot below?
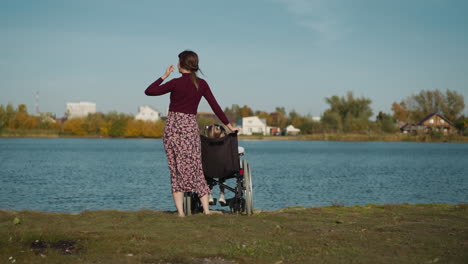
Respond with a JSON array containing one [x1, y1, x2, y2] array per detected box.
[[183, 129, 253, 215]]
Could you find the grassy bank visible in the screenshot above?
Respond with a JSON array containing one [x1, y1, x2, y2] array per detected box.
[[1, 204, 467, 263], [238, 133, 468, 142], [0, 129, 61, 138], [2, 130, 468, 142]]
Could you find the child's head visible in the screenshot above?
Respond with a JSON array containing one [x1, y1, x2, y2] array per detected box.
[[205, 124, 226, 138]]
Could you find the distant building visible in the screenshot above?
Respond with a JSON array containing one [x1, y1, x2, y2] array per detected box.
[[269, 127, 282, 136], [135, 105, 160, 121], [312, 116, 321, 122], [66, 102, 96, 118], [400, 113, 456, 135], [239, 116, 268, 135], [286, 125, 301, 135]]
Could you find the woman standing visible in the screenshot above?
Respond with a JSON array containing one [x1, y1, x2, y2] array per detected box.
[[145, 50, 236, 216]]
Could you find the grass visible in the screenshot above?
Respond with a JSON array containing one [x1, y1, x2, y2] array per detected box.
[[1, 204, 467, 263]]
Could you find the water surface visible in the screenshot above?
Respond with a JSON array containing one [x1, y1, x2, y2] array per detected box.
[[0, 138, 466, 212]]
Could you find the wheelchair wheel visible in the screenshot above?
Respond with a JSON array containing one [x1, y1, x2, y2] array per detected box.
[[242, 159, 253, 215], [183, 192, 202, 215], [183, 192, 192, 216]]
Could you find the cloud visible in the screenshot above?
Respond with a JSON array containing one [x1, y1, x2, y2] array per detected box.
[[271, 0, 348, 44]]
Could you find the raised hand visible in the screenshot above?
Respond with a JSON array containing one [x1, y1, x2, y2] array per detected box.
[[162, 65, 175, 80]]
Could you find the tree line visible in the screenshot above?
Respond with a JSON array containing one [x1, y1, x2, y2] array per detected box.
[[1, 88, 466, 137], [223, 89, 466, 135], [0, 104, 165, 138]]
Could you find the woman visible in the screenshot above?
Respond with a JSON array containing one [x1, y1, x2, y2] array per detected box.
[[145, 50, 236, 216]]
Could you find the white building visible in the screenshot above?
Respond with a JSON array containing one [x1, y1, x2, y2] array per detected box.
[[239, 116, 268, 135], [66, 102, 96, 118], [135, 105, 160, 121], [286, 125, 301, 135]]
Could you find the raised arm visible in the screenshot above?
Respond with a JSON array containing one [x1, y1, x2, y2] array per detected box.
[[203, 84, 230, 126], [144, 65, 175, 96]]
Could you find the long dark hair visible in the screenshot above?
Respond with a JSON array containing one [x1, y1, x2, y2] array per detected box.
[[178, 50, 202, 89]]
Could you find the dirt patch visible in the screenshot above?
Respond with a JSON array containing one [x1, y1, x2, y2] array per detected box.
[[192, 257, 237, 264], [30, 239, 81, 255]]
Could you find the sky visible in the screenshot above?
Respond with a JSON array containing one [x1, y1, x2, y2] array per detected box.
[[1, 0, 468, 118]]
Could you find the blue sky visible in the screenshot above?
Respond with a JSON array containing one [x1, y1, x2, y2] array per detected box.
[[1, 0, 467, 118]]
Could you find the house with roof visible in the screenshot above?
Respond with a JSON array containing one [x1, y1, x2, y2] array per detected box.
[[286, 125, 301, 135], [400, 113, 456, 135], [135, 105, 160, 121], [238, 116, 268, 135], [417, 113, 456, 135]]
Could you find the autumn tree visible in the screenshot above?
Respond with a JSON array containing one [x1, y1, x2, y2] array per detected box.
[[0, 105, 6, 130], [391, 102, 408, 123], [239, 105, 254, 117], [254, 110, 270, 120], [142, 120, 164, 138], [124, 119, 143, 137], [8, 104, 39, 130], [63, 118, 87, 135], [392, 89, 465, 123], [267, 107, 288, 128]]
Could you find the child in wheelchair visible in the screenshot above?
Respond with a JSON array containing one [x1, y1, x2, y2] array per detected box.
[[204, 124, 227, 205], [183, 123, 252, 215]]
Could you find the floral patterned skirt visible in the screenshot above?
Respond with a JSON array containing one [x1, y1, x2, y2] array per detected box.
[[163, 111, 210, 197]]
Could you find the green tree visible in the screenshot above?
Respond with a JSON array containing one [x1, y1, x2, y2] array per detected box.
[[86, 113, 106, 135], [275, 107, 286, 116], [299, 117, 323, 134], [321, 111, 342, 132], [376, 111, 396, 133], [453, 115, 468, 135], [106, 112, 131, 137], [442, 89, 465, 121], [5, 104, 15, 122], [224, 104, 241, 122], [197, 115, 218, 132], [322, 92, 373, 133]]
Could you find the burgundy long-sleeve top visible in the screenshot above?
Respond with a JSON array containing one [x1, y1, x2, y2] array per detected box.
[[145, 73, 229, 125]]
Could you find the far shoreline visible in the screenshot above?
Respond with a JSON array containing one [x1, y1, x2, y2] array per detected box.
[[1, 132, 468, 143]]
